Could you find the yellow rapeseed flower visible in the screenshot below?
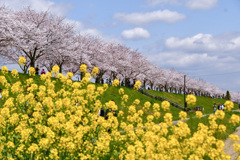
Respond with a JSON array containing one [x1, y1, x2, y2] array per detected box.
[[153, 103, 160, 112], [218, 125, 226, 133], [91, 67, 99, 77], [0, 65, 237, 159], [11, 69, 19, 78], [133, 99, 140, 105], [154, 112, 161, 119], [52, 65, 60, 75], [164, 113, 173, 126], [229, 134, 239, 142], [161, 101, 170, 111], [112, 79, 120, 87], [133, 81, 141, 90], [67, 72, 74, 79], [229, 114, 240, 126], [80, 64, 87, 73], [179, 111, 187, 120], [186, 94, 196, 105], [29, 67, 36, 76], [18, 57, 26, 65], [196, 111, 202, 119], [224, 100, 234, 111], [122, 94, 128, 102], [1, 66, 8, 74], [119, 88, 124, 95], [215, 110, 225, 120], [143, 101, 151, 112]]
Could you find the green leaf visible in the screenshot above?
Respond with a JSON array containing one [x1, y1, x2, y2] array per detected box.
[[7, 153, 13, 158]]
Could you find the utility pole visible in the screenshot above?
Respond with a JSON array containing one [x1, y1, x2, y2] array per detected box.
[[184, 75, 187, 111]]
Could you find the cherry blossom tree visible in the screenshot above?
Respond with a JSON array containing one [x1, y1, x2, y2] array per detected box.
[[104, 43, 127, 82], [1, 8, 74, 73], [0, 6, 234, 98], [92, 41, 118, 83], [0, 7, 16, 64], [63, 34, 92, 76], [39, 24, 75, 73], [230, 91, 240, 104]]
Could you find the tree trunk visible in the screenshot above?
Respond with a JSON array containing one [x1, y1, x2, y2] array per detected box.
[[150, 82, 154, 90], [96, 71, 105, 83], [164, 84, 168, 92], [23, 64, 28, 74], [143, 80, 146, 89], [80, 72, 85, 81], [125, 78, 130, 87], [30, 59, 35, 67], [111, 72, 117, 80], [59, 64, 63, 73]]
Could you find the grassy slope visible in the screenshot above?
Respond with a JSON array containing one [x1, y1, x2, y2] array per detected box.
[[0, 72, 181, 123], [97, 85, 182, 123], [147, 90, 239, 114], [1, 71, 240, 141], [1, 71, 239, 118], [186, 112, 240, 140]]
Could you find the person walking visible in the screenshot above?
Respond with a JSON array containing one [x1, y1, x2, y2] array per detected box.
[[213, 103, 217, 113], [35, 65, 40, 75], [218, 104, 224, 111]]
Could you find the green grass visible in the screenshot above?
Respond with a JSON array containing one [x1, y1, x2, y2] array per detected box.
[[186, 111, 240, 140], [147, 90, 239, 114], [0, 72, 181, 124], [1, 71, 240, 143], [1, 71, 239, 128], [186, 111, 240, 160], [97, 85, 182, 123]]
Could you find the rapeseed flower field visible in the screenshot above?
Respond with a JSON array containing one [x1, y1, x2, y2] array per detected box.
[[0, 60, 240, 159]]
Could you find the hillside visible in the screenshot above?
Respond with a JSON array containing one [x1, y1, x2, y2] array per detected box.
[[1, 71, 239, 118], [0, 71, 181, 123], [1, 70, 240, 159], [147, 90, 239, 114]]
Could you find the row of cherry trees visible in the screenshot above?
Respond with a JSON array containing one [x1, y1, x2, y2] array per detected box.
[[1, 7, 240, 103]]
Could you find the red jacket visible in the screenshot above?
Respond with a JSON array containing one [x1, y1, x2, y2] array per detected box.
[[41, 70, 46, 74]]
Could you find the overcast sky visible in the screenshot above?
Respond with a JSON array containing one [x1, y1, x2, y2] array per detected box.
[[1, 0, 240, 92]]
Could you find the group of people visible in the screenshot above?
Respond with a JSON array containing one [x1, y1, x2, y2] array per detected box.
[[213, 103, 225, 113], [193, 106, 204, 112], [35, 65, 46, 75]]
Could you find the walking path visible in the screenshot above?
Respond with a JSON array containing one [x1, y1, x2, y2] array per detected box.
[[223, 110, 240, 159], [170, 110, 240, 159], [224, 126, 240, 160], [172, 112, 214, 125]]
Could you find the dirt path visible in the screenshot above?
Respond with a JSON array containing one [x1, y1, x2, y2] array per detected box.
[[224, 126, 240, 160]]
